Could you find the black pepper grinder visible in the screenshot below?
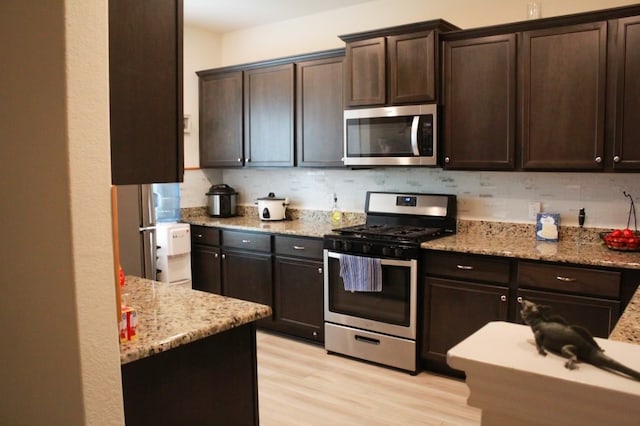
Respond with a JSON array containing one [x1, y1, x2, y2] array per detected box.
[[577, 208, 586, 246]]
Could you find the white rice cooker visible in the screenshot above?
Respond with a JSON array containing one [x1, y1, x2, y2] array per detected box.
[[256, 192, 289, 221]]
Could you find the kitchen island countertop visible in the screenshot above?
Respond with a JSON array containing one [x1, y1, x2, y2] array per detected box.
[[119, 276, 271, 364]]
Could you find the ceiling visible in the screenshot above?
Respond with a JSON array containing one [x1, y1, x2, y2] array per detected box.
[[183, 0, 375, 32]]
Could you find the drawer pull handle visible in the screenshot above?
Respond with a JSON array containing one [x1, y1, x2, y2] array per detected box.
[[456, 264, 474, 270], [241, 239, 251, 244], [355, 335, 380, 345], [293, 245, 305, 250], [556, 276, 576, 282], [517, 296, 523, 303], [214, 253, 219, 259], [500, 295, 507, 302], [196, 234, 203, 238]]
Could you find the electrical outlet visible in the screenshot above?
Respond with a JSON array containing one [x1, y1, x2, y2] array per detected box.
[[528, 202, 541, 220]]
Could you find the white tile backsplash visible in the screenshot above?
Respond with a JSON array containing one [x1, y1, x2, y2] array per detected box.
[[182, 167, 640, 229]]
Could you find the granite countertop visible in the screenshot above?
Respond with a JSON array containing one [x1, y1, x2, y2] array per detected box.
[[420, 234, 640, 270], [119, 276, 271, 364], [610, 286, 640, 344], [185, 214, 336, 238]]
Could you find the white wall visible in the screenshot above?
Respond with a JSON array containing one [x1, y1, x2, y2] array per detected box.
[[183, 0, 640, 228], [219, 0, 638, 65], [0, 1, 123, 425]]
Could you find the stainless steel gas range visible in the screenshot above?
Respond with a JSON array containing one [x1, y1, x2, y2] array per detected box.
[[323, 191, 456, 373]]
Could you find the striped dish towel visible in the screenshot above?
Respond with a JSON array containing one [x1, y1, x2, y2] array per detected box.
[[339, 254, 382, 292]]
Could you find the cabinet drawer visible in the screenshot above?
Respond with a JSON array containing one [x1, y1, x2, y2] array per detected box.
[[274, 236, 323, 259], [190, 225, 220, 246], [423, 251, 511, 284], [222, 230, 271, 252], [517, 261, 620, 298]]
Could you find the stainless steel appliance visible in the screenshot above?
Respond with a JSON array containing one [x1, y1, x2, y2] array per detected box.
[[116, 184, 157, 280], [343, 104, 438, 167], [206, 184, 237, 217], [324, 191, 456, 373]]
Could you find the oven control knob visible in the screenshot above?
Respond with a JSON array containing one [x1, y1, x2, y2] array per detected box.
[[362, 243, 372, 254], [381, 246, 392, 256], [394, 247, 404, 257]]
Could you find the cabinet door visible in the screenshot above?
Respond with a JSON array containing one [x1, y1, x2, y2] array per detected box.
[[199, 71, 244, 167], [244, 64, 295, 167], [109, 0, 183, 184], [443, 34, 516, 169], [516, 289, 620, 338], [388, 31, 436, 104], [521, 22, 607, 170], [422, 278, 509, 366], [296, 56, 345, 167], [273, 256, 324, 342], [612, 16, 640, 170], [345, 37, 386, 107], [222, 249, 272, 308], [191, 244, 221, 295]]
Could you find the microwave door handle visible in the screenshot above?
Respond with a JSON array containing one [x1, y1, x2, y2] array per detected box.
[[410, 116, 420, 155]]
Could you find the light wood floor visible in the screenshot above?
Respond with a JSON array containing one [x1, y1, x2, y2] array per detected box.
[[256, 331, 481, 426]]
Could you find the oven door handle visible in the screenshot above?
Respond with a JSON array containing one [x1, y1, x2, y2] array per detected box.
[[325, 250, 415, 267]]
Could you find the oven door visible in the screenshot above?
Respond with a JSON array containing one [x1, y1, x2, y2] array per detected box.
[[323, 250, 417, 340]]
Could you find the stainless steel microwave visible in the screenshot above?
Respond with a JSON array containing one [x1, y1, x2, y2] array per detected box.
[[343, 104, 438, 166]]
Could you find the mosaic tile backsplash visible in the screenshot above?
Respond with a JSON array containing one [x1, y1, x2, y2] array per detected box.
[[180, 168, 640, 229]]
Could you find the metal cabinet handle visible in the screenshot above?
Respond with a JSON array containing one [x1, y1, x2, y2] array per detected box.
[[196, 234, 203, 238], [556, 276, 576, 282], [237, 158, 242, 162], [293, 245, 305, 250], [595, 156, 602, 164], [214, 252, 219, 259], [517, 296, 523, 303], [444, 157, 450, 163], [613, 155, 621, 163], [241, 239, 251, 244], [500, 295, 507, 302], [456, 264, 474, 270], [222, 254, 226, 260], [318, 268, 323, 274]]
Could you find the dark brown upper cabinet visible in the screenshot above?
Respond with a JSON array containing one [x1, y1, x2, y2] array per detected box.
[[610, 15, 640, 170], [442, 34, 517, 170], [296, 53, 345, 167], [109, 0, 184, 184], [197, 70, 244, 168], [521, 22, 607, 170], [441, 4, 640, 172], [244, 64, 295, 167], [340, 20, 459, 108]]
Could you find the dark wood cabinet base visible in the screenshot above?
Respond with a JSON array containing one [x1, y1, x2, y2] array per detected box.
[[121, 324, 259, 426]]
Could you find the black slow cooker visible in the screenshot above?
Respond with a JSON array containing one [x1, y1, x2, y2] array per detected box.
[[206, 184, 237, 217]]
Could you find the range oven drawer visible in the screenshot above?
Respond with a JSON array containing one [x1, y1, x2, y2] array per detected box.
[[325, 323, 416, 373]]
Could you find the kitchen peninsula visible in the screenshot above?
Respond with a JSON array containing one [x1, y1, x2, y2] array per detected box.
[[119, 276, 271, 425]]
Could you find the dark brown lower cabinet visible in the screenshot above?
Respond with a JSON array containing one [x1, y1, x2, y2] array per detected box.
[[191, 244, 221, 294], [121, 323, 259, 426], [222, 249, 272, 306], [422, 277, 509, 375], [515, 289, 620, 338], [273, 256, 324, 342]]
